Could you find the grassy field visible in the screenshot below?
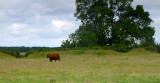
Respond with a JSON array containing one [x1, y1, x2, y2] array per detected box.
[[0, 48, 160, 83]]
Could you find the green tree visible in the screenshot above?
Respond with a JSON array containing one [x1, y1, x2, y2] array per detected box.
[[61, 39, 72, 48], [62, 0, 155, 48], [73, 27, 98, 47]]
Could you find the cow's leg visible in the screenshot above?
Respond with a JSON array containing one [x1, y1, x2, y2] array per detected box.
[[59, 59, 60, 61], [50, 59, 52, 62], [55, 60, 56, 62]]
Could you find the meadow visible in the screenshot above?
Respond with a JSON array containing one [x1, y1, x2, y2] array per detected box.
[[0, 48, 160, 83]]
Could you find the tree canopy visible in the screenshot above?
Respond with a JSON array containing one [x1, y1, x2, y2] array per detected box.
[[61, 0, 155, 48]]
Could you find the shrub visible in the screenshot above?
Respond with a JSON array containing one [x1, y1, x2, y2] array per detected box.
[[54, 47, 66, 51], [2, 50, 21, 58], [25, 50, 34, 57], [114, 46, 131, 53], [155, 43, 160, 53], [102, 45, 132, 53], [72, 50, 85, 55], [145, 45, 158, 52], [91, 46, 102, 50], [15, 51, 21, 58]]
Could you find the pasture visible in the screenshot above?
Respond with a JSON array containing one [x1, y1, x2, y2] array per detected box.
[[0, 48, 160, 83]]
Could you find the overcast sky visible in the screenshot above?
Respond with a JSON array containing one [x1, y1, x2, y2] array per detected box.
[[0, 0, 159, 47]]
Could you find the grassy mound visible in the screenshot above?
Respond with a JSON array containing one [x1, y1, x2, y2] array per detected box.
[[0, 52, 15, 58], [27, 48, 158, 58], [126, 48, 158, 56]]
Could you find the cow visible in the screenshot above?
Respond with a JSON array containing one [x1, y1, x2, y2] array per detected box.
[[46, 54, 60, 62]]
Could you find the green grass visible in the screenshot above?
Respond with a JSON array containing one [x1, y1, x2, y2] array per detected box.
[[0, 48, 160, 83]]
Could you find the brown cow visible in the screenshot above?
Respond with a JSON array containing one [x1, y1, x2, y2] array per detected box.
[[47, 54, 60, 62]]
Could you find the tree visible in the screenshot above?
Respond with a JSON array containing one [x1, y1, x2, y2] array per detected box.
[[61, 27, 98, 48], [73, 26, 98, 47], [61, 0, 155, 48]]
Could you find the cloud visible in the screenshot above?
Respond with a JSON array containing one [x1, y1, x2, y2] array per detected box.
[[154, 18, 160, 24], [8, 23, 29, 37], [36, 18, 79, 39], [51, 19, 65, 31], [0, 11, 9, 22], [0, 0, 75, 17], [133, 0, 160, 9], [51, 19, 74, 33], [153, 17, 160, 43]]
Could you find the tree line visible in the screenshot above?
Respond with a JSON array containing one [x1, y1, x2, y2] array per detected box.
[[0, 46, 57, 58], [0, 46, 56, 52]]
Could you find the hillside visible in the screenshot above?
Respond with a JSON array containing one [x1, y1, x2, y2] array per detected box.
[[27, 48, 159, 58], [0, 52, 15, 58], [126, 48, 158, 56], [1, 48, 158, 59]]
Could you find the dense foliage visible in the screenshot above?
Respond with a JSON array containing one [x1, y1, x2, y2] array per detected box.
[[155, 43, 160, 53], [2, 50, 21, 58], [61, 0, 155, 51]]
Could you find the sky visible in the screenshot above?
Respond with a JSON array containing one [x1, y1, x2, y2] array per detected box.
[[0, 0, 159, 47]]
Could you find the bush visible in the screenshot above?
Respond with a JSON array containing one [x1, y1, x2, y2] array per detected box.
[[140, 41, 159, 53], [102, 45, 132, 53], [145, 45, 158, 52], [155, 43, 160, 53], [25, 50, 34, 57], [91, 46, 102, 50], [2, 50, 21, 58], [72, 50, 85, 55], [114, 46, 131, 53], [15, 51, 21, 58], [54, 47, 66, 51]]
